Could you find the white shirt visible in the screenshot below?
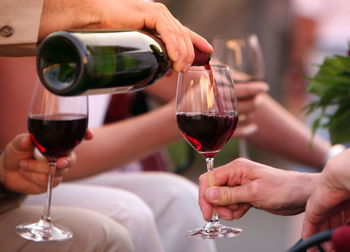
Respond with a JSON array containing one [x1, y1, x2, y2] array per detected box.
[[0, 0, 43, 55]]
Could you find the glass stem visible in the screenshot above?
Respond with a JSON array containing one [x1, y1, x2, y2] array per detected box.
[[239, 139, 250, 158], [205, 157, 221, 231], [41, 160, 56, 224]]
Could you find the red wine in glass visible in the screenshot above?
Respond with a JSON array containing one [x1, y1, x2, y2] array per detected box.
[[176, 64, 242, 239], [176, 112, 238, 158], [16, 81, 88, 242], [29, 113, 88, 158]]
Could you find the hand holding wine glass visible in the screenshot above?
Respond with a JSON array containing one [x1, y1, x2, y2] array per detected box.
[[0, 133, 77, 195], [16, 81, 88, 242], [176, 64, 242, 239], [212, 33, 266, 158]]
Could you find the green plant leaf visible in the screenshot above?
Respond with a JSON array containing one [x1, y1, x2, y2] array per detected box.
[[305, 53, 350, 144]]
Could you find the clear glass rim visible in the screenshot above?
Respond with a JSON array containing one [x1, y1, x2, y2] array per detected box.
[[186, 64, 229, 72], [212, 32, 258, 41]]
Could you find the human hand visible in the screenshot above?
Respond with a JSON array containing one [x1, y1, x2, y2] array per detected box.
[[199, 158, 318, 221], [302, 149, 350, 240], [39, 0, 213, 73], [0, 133, 80, 194], [234, 81, 269, 138]]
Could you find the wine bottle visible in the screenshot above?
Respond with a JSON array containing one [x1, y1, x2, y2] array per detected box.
[[36, 30, 211, 96]]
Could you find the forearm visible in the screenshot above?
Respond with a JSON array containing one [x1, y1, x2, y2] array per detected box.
[[65, 102, 181, 180], [246, 94, 330, 169]]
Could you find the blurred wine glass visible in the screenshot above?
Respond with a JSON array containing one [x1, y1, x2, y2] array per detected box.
[[212, 33, 265, 158], [16, 81, 88, 242]]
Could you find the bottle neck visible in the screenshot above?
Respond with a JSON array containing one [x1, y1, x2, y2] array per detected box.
[[193, 47, 211, 66]]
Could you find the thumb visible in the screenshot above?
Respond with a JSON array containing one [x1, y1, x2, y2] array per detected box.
[[205, 186, 248, 206], [11, 133, 33, 152], [3, 133, 34, 170]]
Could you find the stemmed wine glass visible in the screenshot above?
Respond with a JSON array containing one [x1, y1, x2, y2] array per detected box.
[[212, 33, 265, 158], [176, 64, 242, 239], [16, 81, 88, 242]]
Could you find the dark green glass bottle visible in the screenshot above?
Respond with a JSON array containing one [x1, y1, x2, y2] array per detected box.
[[36, 30, 210, 96]]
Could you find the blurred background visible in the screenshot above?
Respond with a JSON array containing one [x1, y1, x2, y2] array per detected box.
[[157, 0, 350, 251]]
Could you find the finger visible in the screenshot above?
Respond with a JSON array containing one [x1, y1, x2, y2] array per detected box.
[[3, 134, 34, 169], [19, 170, 50, 187], [234, 124, 258, 138], [12, 133, 33, 151], [205, 185, 252, 206], [146, 4, 183, 71], [20, 154, 73, 176], [20, 156, 71, 173], [172, 25, 192, 72], [302, 185, 331, 238], [19, 170, 63, 189], [199, 173, 214, 221], [214, 204, 251, 220], [214, 206, 235, 220], [19, 159, 49, 174], [188, 30, 213, 54], [205, 158, 257, 187], [232, 204, 251, 219], [55, 168, 69, 177], [177, 27, 194, 72], [235, 82, 269, 100], [57, 154, 75, 169], [172, 35, 189, 72], [84, 128, 94, 140], [303, 184, 350, 238], [237, 99, 256, 114]]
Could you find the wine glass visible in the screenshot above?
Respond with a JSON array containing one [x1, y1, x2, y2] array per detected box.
[[212, 33, 265, 158], [176, 64, 242, 239], [16, 81, 88, 242]]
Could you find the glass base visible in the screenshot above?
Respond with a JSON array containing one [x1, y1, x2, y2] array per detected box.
[[16, 219, 73, 242], [186, 224, 242, 239]]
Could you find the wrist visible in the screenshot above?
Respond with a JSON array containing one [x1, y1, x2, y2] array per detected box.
[[39, 0, 100, 41], [289, 171, 320, 213], [322, 144, 346, 169]]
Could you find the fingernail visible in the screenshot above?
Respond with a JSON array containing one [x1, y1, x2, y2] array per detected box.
[[233, 212, 241, 219], [206, 188, 220, 203], [19, 160, 28, 169], [59, 159, 70, 169]]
